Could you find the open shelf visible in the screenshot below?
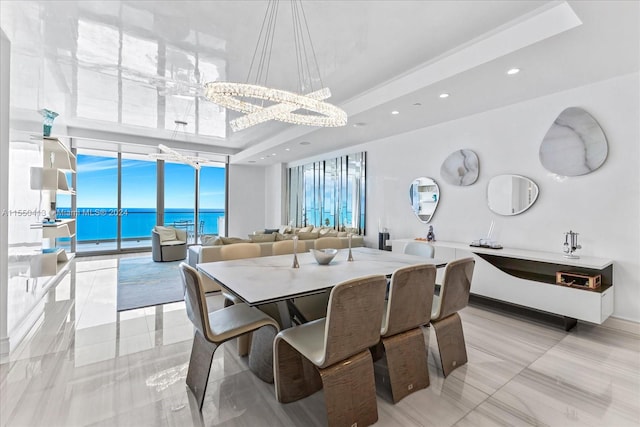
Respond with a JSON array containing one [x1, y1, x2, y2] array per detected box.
[[31, 219, 76, 239], [30, 167, 74, 193], [29, 249, 75, 278]]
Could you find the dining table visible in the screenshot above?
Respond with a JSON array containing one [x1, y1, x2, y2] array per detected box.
[[197, 246, 447, 328]]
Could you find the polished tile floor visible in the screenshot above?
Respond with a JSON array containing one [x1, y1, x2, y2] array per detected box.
[[1, 254, 639, 427]]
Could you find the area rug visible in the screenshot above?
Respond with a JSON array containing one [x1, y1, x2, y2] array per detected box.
[[117, 257, 184, 311]]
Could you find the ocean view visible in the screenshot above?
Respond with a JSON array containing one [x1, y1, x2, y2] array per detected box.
[[58, 208, 224, 242]]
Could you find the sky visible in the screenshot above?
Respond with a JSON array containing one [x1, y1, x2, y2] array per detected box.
[[59, 153, 226, 209]]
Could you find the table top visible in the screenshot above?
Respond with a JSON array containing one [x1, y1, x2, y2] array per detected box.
[[197, 247, 446, 306]]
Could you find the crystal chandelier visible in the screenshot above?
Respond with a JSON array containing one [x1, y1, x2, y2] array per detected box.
[[203, 0, 347, 132]]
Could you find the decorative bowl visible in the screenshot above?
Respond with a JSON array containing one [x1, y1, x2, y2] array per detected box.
[[311, 248, 338, 265]]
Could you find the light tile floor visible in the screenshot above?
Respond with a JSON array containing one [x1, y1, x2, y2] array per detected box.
[[1, 254, 639, 426]]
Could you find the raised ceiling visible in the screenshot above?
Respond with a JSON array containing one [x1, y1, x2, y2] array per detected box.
[[1, 1, 638, 165]]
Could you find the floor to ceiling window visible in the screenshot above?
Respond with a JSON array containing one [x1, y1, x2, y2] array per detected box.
[[164, 162, 196, 244], [121, 154, 157, 249], [199, 164, 226, 238]]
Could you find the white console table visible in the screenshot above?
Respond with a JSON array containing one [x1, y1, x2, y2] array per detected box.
[[391, 239, 614, 330]]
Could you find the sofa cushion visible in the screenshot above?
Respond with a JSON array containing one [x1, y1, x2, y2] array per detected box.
[[337, 231, 348, 237], [320, 229, 339, 237], [249, 233, 277, 243], [201, 235, 222, 246], [155, 226, 177, 242], [275, 232, 294, 241], [297, 231, 319, 240], [220, 236, 250, 245]]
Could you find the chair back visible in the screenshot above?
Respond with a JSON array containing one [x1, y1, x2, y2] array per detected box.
[[404, 242, 435, 258], [315, 237, 342, 250], [434, 257, 475, 321], [220, 243, 261, 260], [322, 274, 387, 368], [179, 263, 211, 340], [382, 264, 436, 337], [272, 239, 296, 255]]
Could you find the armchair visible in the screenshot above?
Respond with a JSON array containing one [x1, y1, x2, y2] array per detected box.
[[152, 226, 187, 262]]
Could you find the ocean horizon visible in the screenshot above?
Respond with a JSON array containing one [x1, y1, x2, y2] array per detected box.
[[57, 207, 224, 241]]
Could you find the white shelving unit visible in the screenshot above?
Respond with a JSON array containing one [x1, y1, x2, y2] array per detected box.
[[29, 137, 77, 277]]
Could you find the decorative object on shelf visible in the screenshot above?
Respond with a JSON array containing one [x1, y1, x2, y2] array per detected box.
[[311, 248, 338, 265], [563, 230, 581, 259], [292, 235, 300, 268], [556, 271, 601, 289], [440, 149, 479, 186], [204, 0, 347, 132], [470, 220, 502, 249], [409, 177, 439, 223], [487, 174, 539, 216], [426, 225, 436, 242], [347, 233, 354, 261], [39, 109, 58, 137], [539, 107, 608, 176]]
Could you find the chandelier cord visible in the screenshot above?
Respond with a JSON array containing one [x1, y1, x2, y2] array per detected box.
[[297, 0, 324, 90]]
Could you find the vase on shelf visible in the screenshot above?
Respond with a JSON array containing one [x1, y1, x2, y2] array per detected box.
[[39, 109, 59, 137]]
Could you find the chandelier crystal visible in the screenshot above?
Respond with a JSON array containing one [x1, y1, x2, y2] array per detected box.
[[203, 0, 347, 131]]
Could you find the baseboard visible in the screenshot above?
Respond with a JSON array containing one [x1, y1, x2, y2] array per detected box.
[[601, 316, 640, 336]]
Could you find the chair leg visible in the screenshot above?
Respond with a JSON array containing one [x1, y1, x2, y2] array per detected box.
[[432, 312, 468, 377], [274, 337, 322, 403], [382, 328, 430, 403], [320, 350, 378, 427], [247, 325, 278, 383], [186, 331, 219, 411]]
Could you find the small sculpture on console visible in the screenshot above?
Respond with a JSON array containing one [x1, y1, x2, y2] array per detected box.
[[563, 230, 581, 259], [426, 225, 436, 242]]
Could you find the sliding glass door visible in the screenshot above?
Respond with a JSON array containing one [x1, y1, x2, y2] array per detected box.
[[164, 162, 196, 244]]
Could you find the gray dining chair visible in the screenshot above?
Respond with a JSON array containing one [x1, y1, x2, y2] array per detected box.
[[179, 263, 279, 410], [274, 274, 387, 427], [378, 263, 436, 402], [403, 241, 435, 258], [431, 257, 475, 376]]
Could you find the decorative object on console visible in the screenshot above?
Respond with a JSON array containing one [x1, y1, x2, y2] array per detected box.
[[539, 107, 608, 176], [556, 271, 601, 289], [39, 109, 58, 137], [347, 233, 354, 261], [470, 220, 502, 249], [409, 177, 439, 223], [203, 0, 347, 132], [487, 174, 539, 216], [563, 230, 581, 259], [426, 225, 436, 242], [440, 149, 479, 186]]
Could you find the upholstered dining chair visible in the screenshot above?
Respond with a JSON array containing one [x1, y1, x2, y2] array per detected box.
[[378, 263, 436, 402], [431, 257, 475, 377], [403, 241, 435, 258], [274, 274, 387, 427], [179, 263, 279, 410], [314, 237, 342, 250]]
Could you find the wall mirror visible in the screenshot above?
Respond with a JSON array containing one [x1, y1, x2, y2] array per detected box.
[[487, 175, 539, 216], [539, 107, 608, 176], [409, 177, 439, 223]]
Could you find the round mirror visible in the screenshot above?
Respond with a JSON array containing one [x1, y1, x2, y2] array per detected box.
[[487, 175, 539, 216], [409, 177, 439, 223]]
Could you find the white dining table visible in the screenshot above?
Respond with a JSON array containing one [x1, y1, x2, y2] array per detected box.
[[197, 247, 446, 327]]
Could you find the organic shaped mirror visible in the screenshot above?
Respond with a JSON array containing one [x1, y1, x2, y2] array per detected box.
[[440, 149, 479, 186], [539, 107, 608, 176], [487, 175, 539, 216], [409, 177, 439, 223]]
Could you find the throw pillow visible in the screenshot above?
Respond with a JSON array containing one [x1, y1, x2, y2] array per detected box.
[[278, 225, 292, 234], [298, 226, 314, 233], [201, 235, 222, 246], [312, 227, 322, 233], [264, 228, 279, 234], [155, 226, 177, 242], [275, 233, 294, 241], [325, 229, 339, 237], [337, 231, 348, 237], [248, 233, 277, 243], [297, 231, 319, 240], [318, 227, 331, 235]]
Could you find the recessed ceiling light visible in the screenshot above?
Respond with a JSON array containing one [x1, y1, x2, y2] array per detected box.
[[352, 122, 366, 127], [271, 153, 276, 156], [248, 160, 256, 163], [260, 157, 265, 160], [439, 93, 450, 99], [300, 141, 311, 145], [391, 110, 400, 115], [413, 102, 422, 106], [285, 148, 290, 151], [507, 68, 520, 75]]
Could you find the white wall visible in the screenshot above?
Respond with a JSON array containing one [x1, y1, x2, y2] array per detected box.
[[227, 164, 267, 237], [265, 163, 285, 227], [279, 73, 640, 322]]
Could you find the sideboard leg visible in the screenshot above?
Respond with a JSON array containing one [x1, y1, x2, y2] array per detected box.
[[563, 317, 577, 331]]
